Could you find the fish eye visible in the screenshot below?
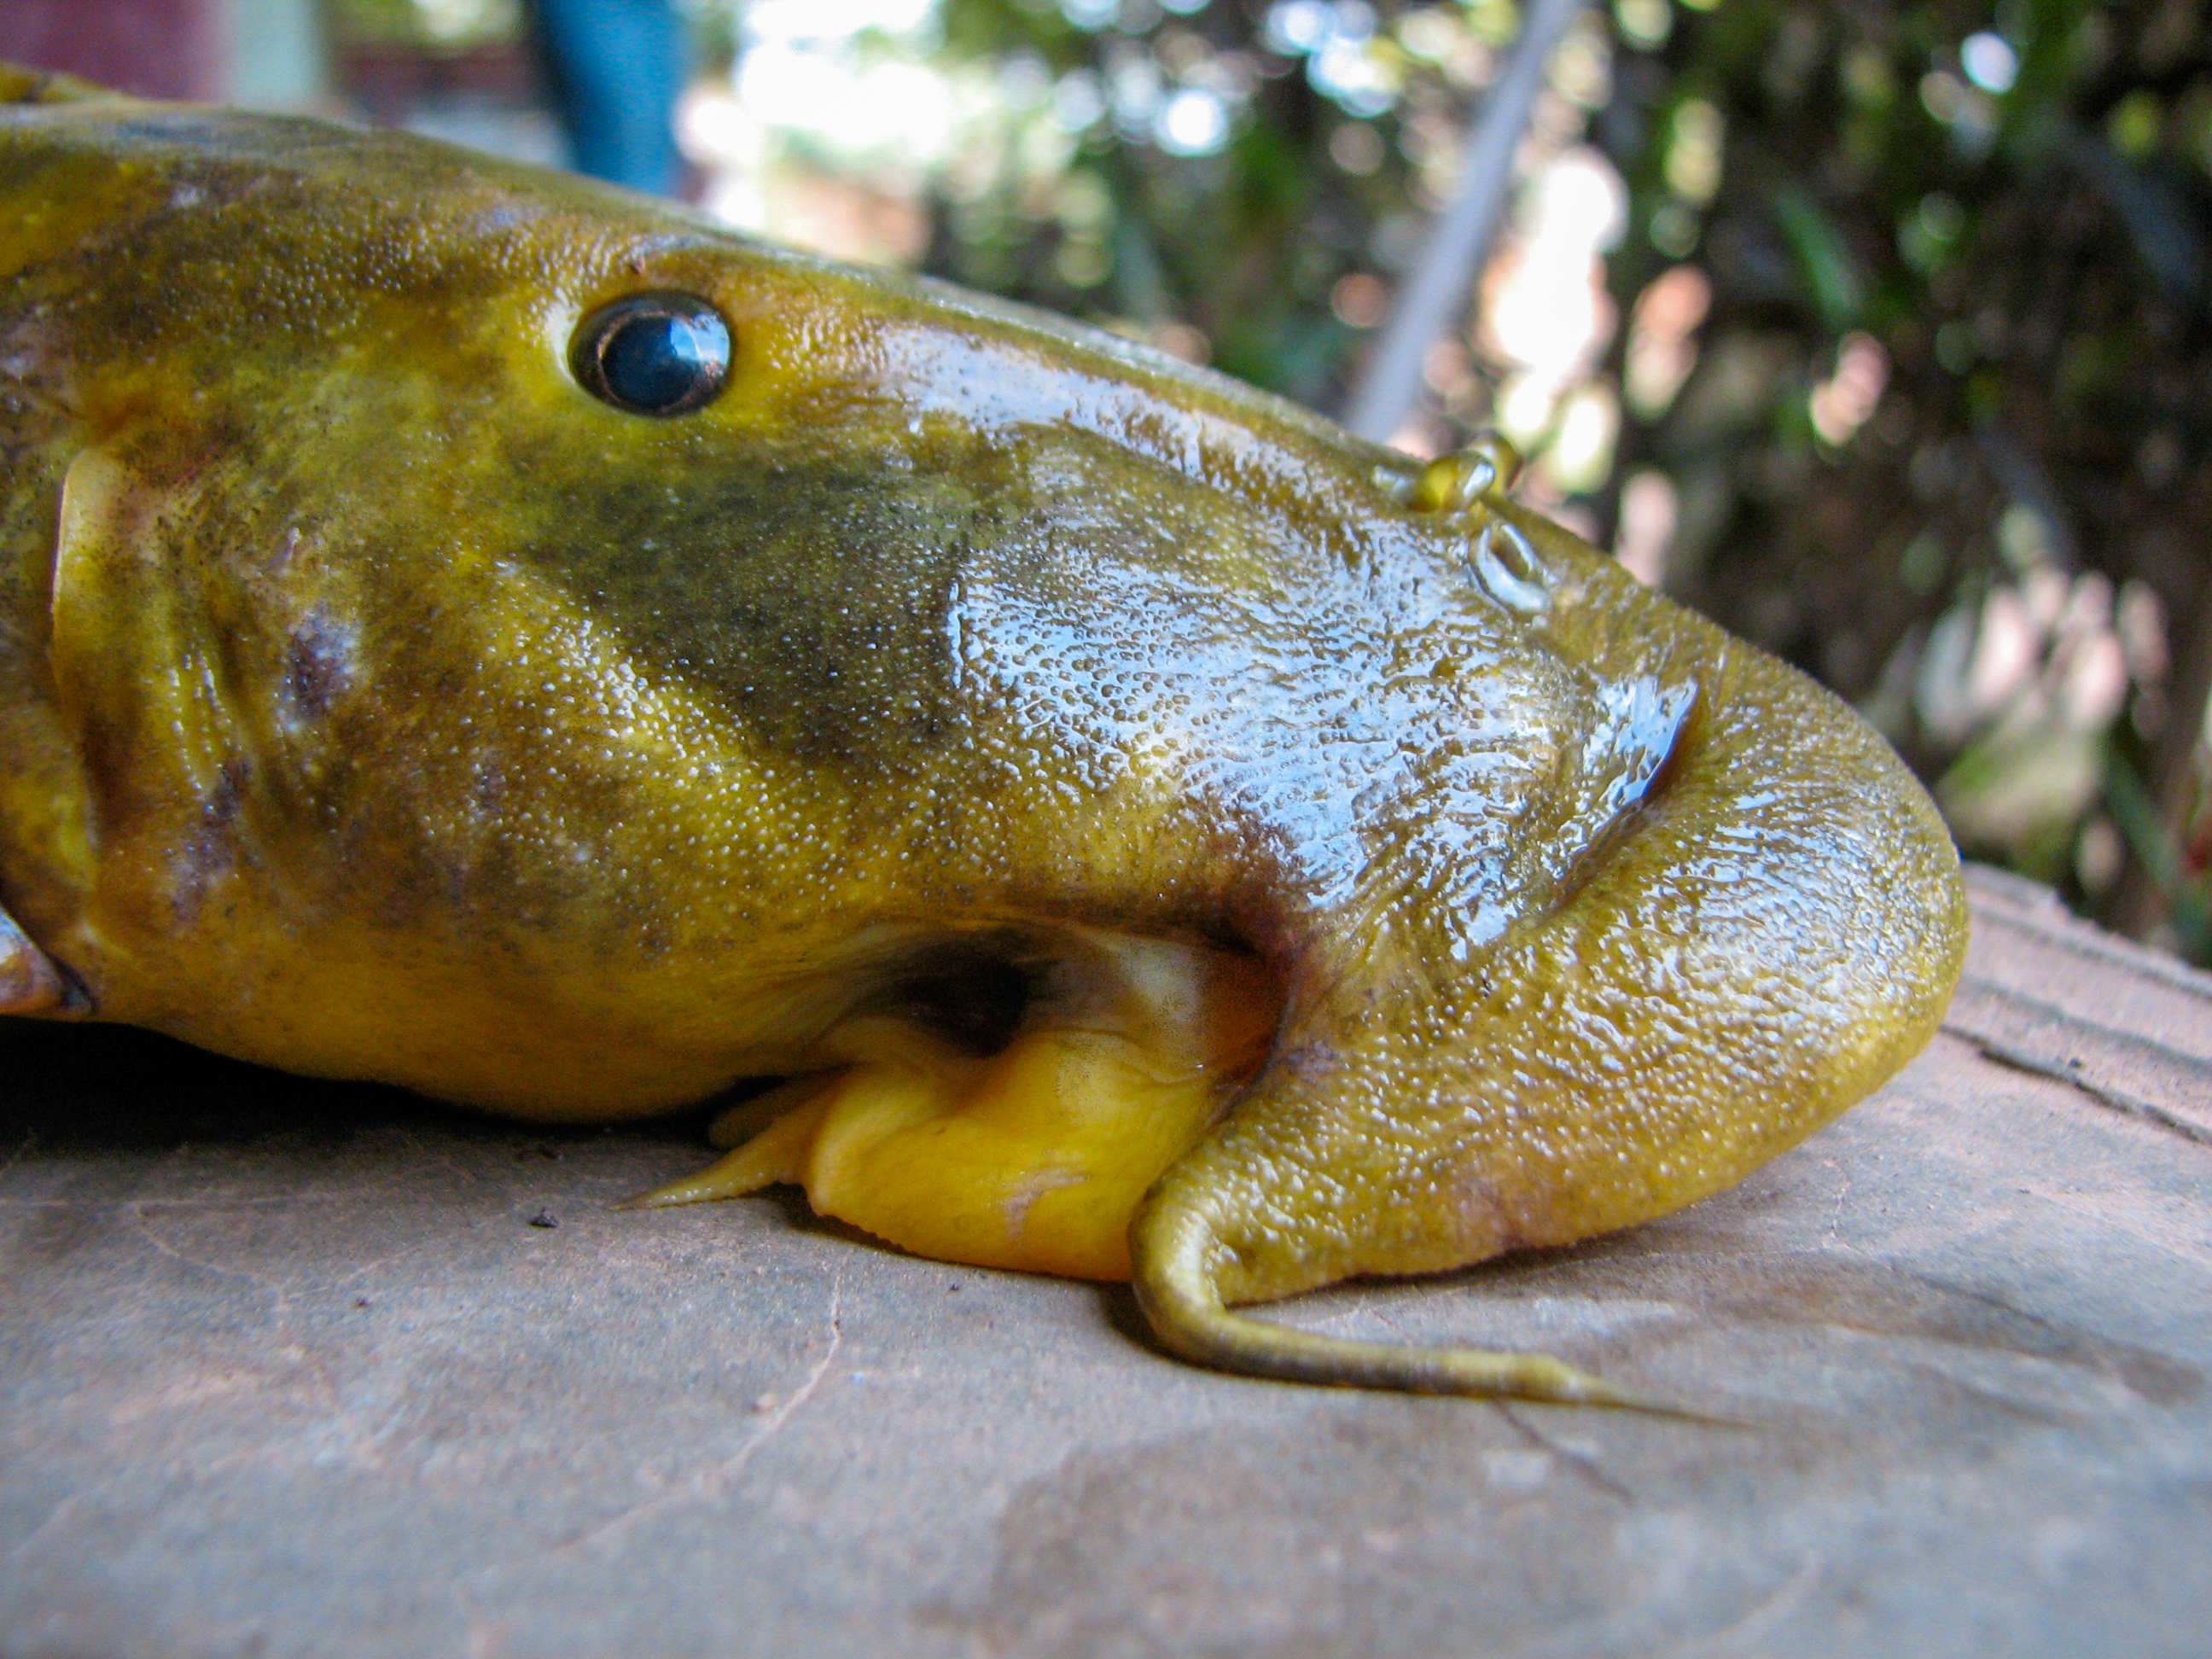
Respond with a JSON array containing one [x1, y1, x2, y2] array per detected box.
[[569, 292, 731, 416]]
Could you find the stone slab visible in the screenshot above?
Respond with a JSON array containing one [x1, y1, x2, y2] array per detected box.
[[3, 866, 2209, 1657]]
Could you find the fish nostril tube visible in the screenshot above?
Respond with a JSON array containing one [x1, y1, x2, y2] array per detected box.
[[1410, 431, 1523, 515], [1470, 520, 1551, 614]]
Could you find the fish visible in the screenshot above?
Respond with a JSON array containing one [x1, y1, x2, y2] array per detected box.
[[0, 65, 1967, 1406]]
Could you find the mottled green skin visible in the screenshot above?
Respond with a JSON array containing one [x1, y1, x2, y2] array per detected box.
[[0, 77, 1966, 1398]]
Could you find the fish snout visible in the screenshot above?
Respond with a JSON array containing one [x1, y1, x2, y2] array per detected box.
[[1127, 570, 1968, 1401]]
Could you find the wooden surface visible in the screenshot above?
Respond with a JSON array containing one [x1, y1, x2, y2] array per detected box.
[[3, 865, 2209, 1658]]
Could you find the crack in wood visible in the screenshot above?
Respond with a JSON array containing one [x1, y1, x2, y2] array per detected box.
[[1947, 1026, 2212, 1149], [1956, 972, 2212, 1083]]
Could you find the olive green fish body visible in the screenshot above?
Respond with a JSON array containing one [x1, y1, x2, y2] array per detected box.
[[0, 68, 1965, 1402]]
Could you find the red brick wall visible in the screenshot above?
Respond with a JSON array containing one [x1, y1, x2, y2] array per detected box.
[[0, 0, 227, 102]]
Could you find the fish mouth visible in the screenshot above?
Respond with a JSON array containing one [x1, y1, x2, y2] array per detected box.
[[632, 922, 1283, 1283]]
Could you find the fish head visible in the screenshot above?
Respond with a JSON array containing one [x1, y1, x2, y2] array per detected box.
[[32, 111, 1609, 1085], [2, 98, 1965, 1367]]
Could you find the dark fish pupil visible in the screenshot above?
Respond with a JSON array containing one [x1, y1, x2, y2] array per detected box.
[[572, 293, 731, 416], [602, 313, 715, 408]]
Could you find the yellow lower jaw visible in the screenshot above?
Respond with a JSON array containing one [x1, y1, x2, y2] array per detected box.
[[636, 930, 1278, 1279], [636, 1024, 1233, 1280]]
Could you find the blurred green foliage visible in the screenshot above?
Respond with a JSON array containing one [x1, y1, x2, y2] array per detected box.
[[1593, 0, 2212, 951], [326, 0, 523, 50], [915, 0, 1500, 405]]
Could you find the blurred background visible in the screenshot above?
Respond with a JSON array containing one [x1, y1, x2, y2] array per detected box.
[[5, 0, 2211, 960]]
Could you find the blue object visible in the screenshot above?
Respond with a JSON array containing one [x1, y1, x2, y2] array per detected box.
[[533, 0, 689, 196]]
